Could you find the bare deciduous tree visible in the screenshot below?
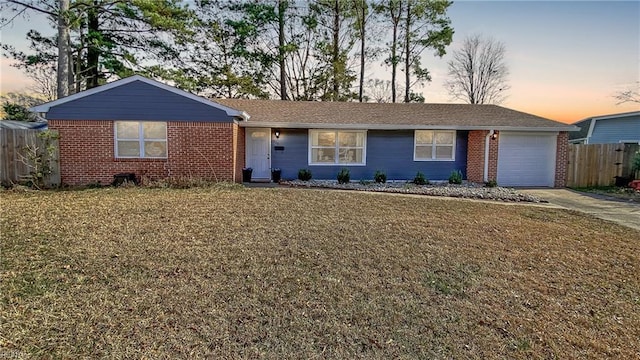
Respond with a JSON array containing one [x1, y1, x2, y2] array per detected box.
[[445, 34, 509, 104], [28, 63, 57, 101], [363, 78, 401, 102], [614, 82, 640, 104]]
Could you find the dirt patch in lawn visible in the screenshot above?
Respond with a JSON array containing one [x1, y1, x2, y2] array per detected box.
[[1, 187, 639, 359]]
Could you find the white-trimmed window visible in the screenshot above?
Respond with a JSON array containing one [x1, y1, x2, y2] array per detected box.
[[309, 130, 366, 165], [115, 121, 167, 158], [414, 130, 456, 161]]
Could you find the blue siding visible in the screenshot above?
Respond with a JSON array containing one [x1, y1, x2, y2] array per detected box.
[[47, 80, 235, 122], [589, 115, 640, 144], [271, 129, 468, 181]]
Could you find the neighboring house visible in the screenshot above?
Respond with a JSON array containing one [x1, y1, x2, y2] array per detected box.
[[569, 111, 640, 144], [31, 75, 577, 187]]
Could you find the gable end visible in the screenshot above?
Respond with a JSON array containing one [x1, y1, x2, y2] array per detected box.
[[45, 80, 234, 122]]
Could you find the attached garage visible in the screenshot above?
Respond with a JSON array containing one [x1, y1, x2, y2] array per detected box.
[[497, 132, 558, 187]]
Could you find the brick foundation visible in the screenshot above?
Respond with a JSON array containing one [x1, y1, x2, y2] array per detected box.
[[48, 120, 242, 186]]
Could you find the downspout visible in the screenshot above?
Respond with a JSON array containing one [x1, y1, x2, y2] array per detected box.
[[484, 130, 495, 183]]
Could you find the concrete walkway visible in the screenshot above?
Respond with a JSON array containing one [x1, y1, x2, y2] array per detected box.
[[520, 189, 640, 231]]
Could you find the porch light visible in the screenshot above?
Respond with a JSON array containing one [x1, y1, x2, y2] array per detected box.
[[491, 131, 499, 140], [274, 129, 280, 138]]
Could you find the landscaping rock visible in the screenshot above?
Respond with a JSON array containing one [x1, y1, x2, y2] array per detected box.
[[280, 180, 547, 203]]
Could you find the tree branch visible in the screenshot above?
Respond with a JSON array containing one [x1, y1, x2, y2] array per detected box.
[[6, 0, 56, 16]]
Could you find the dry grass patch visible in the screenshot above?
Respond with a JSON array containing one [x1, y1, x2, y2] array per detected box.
[[1, 187, 639, 359]]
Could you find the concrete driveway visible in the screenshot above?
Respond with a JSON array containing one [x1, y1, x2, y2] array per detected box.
[[520, 189, 640, 231]]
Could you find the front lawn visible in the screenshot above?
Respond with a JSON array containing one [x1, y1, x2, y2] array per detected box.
[[1, 187, 638, 358]]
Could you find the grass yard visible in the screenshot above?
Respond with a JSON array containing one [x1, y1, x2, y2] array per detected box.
[[1, 186, 639, 359]]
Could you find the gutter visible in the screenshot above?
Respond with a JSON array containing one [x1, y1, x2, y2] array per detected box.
[[237, 111, 250, 121]]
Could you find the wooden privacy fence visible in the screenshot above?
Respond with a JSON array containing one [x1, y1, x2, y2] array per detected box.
[[567, 143, 639, 187], [0, 128, 60, 187]]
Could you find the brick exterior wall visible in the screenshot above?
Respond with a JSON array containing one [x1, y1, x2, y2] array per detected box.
[[488, 133, 499, 182], [554, 131, 569, 188], [48, 120, 242, 186], [466, 130, 486, 183], [466, 130, 500, 184], [233, 126, 246, 183]]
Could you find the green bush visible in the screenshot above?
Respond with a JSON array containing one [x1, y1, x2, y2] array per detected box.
[[485, 179, 498, 188], [2, 102, 36, 121], [298, 168, 312, 181], [337, 168, 350, 184], [374, 170, 387, 183], [632, 151, 640, 173], [413, 171, 428, 185], [449, 170, 463, 184]]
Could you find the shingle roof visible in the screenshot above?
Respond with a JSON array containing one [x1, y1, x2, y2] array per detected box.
[[569, 111, 640, 141], [214, 99, 576, 131], [569, 118, 592, 140]]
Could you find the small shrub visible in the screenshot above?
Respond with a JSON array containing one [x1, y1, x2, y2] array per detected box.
[[86, 181, 104, 189], [413, 171, 428, 185], [17, 130, 59, 190], [374, 170, 387, 183], [485, 179, 498, 188], [449, 170, 463, 184], [359, 179, 372, 185], [298, 168, 312, 181], [337, 168, 350, 184], [140, 176, 241, 189]]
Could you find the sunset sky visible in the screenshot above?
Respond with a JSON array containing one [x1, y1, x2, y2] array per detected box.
[[1, 0, 638, 124]]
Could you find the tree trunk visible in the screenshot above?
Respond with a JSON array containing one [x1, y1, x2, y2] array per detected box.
[[278, 0, 288, 100], [86, 1, 100, 89], [358, 0, 365, 102], [57, 0, 70, 99], [390, 1, 401, 103], [404, 0, 411, 103], [74, 31, 83, 93], [332, 0, 340, 101]]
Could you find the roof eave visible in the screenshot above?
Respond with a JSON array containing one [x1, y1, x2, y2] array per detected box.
[[592, 110, 640, 121], [237, 122, 579, 132]]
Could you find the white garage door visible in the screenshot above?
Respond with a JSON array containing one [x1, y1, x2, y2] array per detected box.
[[497, 132, 557, 187]]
